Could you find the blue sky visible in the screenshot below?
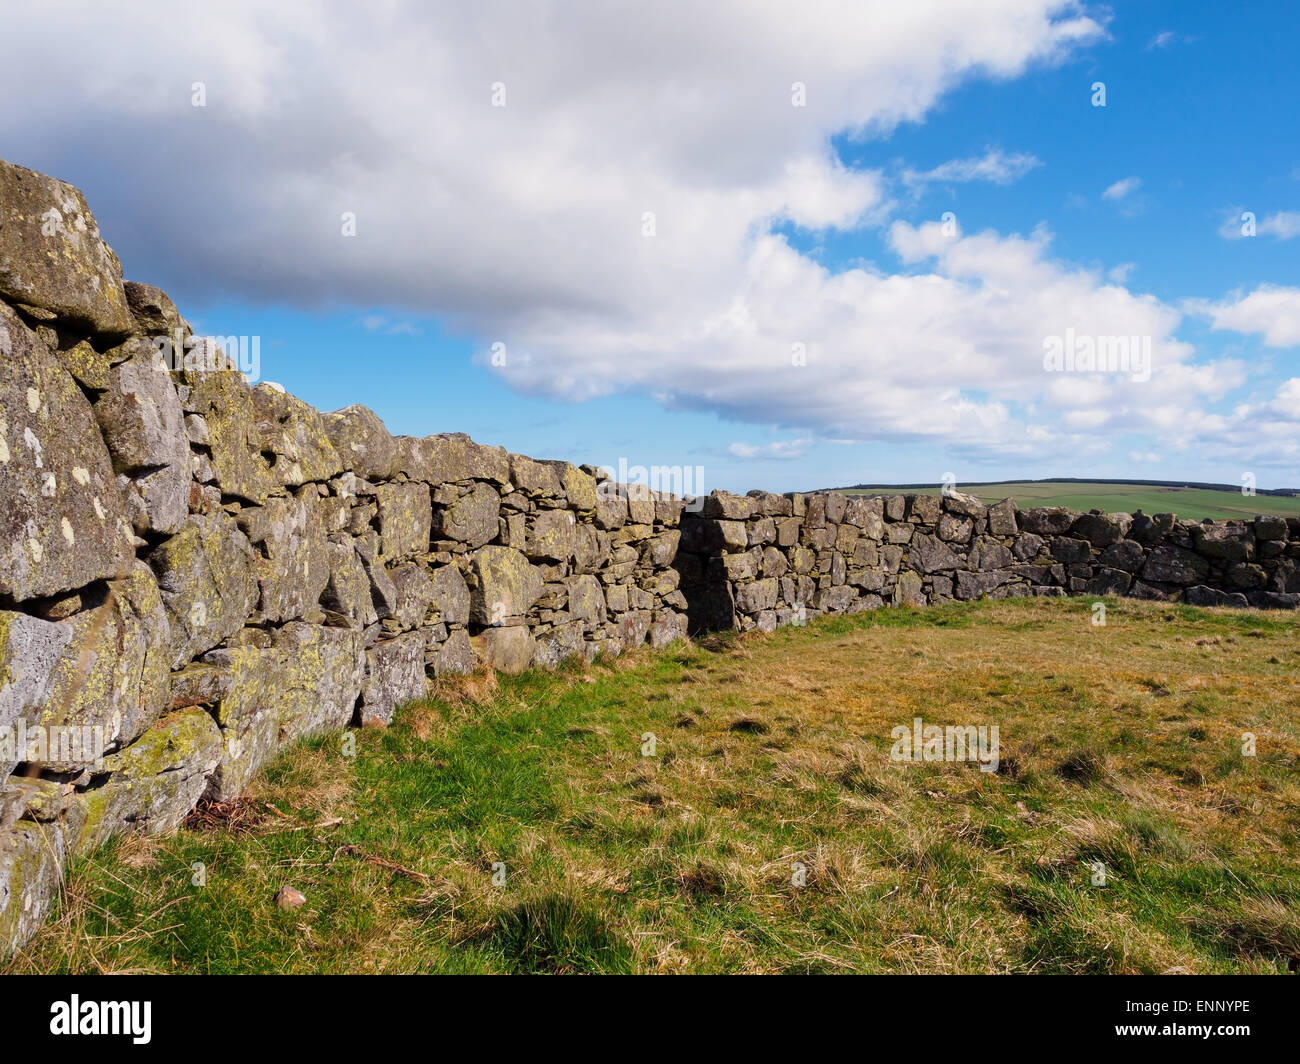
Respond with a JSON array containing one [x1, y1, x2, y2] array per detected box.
[[4, 1, 1297, 493]]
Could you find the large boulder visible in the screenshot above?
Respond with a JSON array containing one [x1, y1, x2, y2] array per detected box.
[[0, 302, 134, 601], [0, 160, 133, 337]]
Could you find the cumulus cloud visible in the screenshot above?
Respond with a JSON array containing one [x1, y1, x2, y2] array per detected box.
[[1189, 285, 1300, 348], [9, 1, 1279, 468]]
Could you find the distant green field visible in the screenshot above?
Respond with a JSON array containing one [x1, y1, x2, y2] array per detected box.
[[836, 481, 1300, 522]]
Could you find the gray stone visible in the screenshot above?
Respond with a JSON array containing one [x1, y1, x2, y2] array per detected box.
[[435, 481, 498, 548], [0, 160, 133, 336], [469, 546, 545, 624], [475, 625, 535, 673], [323, 405, 397, 480], [0, 302, 134, 600], [359, 631, 427, 726], [375, 481, 432, 560]]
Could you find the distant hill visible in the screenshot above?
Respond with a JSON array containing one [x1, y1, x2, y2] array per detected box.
[[816, 478, 1300, 523]]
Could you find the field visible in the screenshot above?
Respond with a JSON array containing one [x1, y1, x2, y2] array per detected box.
[[835, 481, 1300, 522], [6, 598, 1299, 975]]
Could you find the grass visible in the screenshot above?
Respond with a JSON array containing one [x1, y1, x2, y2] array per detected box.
[[836, 481, 1300, 522], [5, 597, 1300, 974]]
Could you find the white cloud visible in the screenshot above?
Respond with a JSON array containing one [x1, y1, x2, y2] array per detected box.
[[1102, 177, 1141, 200], [1219, 208, 1300, 240], [1107, 262, 1135, 284], [1148, 31, 1176, 49], [10, 2, 1279, 468], [728, 438, 813, 460], [902, 148, 1042, 189], [1190, 285, 1300, 348]]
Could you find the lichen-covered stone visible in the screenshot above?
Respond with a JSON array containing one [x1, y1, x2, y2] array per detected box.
[[72, 707, 221, 852], [359, 631, 427, 726], [469, 546, 544, 624], [147, 513, 259, 668], [0, 819, 69, 958], [434, 481, 497, 548], [474, 624, 535, 673], [0, 610, 73, 776], [323, 405, 397, 480], [375, 481, 432, 560], [0, 159, 133, 336], [0, 302, 134, 600], [38, 563, 172, 767], [322, 537, 378, 628], [530, 509, 576, 562], [181, 362, 278, 504], [251, 384, 344, 487], [396, 433, 510, 485], [92, 338, 189, 535]]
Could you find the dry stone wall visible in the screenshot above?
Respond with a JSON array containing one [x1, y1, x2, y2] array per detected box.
[[1, 158, 1297, 954]]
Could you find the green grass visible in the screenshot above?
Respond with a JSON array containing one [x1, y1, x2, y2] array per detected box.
[[836, 481, 1300, 522], [6, 597, 1300, 974]]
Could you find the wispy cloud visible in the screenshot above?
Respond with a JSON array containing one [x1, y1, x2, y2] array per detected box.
[[903, 148, 1042, 189], [728, 438, 813, 460], [1102, 176, 1141, 201], [359, 314, 423, 336], [1218, 207, 1300, 240]]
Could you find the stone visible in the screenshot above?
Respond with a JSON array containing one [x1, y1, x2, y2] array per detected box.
[[1255, 516, 1288, 541], [529, 509, 576, 562], [942, 490, 986, 520], [92, 338, 189, 535], [1099, 539, 1145, 573], [276, 886, 307, 911], [955, 570, 1016, 600], [475, 625, 535, 673], [395, 433, 510, 485], [735, 578, 778, 613], [551, 462, 598, 511], [147, 512, 259, 668], [1142, 545, 1209, 586], [594, 490, 628, 530], [1085, 568, 1132, 596], [1019, 507, 1078, 535], [510, 453, 564, 496], [236, 495, 331, 624], [250, 384, 343, 487], [72, 708, 222, 853], [910, 534, 961, 573], [375, 481, 432, 560], [1129, 511, 1175, 545], [0, 302, 134, 600], [181, 362, 278, 504], [937, 513, 973, 543], [986, 498, 1018, 536], [468, 546, 545, 624], [323, 405, 397, 480], [0, 820, 69, 957], [38, 562, 172, 766], [122, 281, 185, 337], [1072, 512, 1129, 548], [0, 160, 133, 336], [429, 564, 470, 626], [389, 562, 435, 629], [568, 574, 607, 628], [1193, 523, 1254, 561], [430, 629, 474, 675], [702, 491, 755, 520], [322, 538, 378, 629], [892, 571, 925, 606], [0, 611, 73, 776], [359, 631, 427, 726], [435, 481, 498, 548]]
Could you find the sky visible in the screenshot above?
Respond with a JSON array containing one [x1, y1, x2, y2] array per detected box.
[[2, 1, 1298, 494]]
